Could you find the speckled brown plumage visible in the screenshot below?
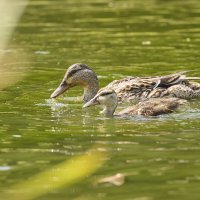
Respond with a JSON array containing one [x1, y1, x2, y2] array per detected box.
[[51, 63, 200, 103], [118, 97, 187, 116], [102, 73, 200, 102], [83, 89, 187, 117]]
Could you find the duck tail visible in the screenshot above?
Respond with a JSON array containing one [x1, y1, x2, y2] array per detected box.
[[177, 70, 200, 80], [186, 77, 200, 80]]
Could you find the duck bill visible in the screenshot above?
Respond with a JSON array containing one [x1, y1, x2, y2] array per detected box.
[[50, 81, 70, 98], [83, 97, 99, 108]]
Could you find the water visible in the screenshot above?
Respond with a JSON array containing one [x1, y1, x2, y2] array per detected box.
[[1, 0, 200, 199]]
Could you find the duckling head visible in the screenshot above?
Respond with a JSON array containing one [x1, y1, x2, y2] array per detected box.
[[51, 63, 99, 103], [83, 89, 118, 116]]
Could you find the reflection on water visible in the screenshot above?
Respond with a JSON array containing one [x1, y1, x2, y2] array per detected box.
[[1, 0, 200, 199]]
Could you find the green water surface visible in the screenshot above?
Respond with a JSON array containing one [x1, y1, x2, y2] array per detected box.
[[1, 0, 200, 199]]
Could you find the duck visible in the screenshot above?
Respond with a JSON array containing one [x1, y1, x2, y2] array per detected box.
[[83, 89, 187, 117], [50, 63, 200, 103]]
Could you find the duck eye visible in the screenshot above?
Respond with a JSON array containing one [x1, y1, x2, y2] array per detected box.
[[67, 68, 82, 79]]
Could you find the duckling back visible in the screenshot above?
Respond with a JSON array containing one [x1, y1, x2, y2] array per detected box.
[[118, 98, 187, 116]]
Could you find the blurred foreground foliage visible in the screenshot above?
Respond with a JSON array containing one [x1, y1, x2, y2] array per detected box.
[[2, 147, 107, 200], [1, 2, 107, 200], [0, 0, 28, 90]]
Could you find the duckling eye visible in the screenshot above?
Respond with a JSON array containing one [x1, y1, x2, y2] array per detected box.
[[61, 81, 67, 86]]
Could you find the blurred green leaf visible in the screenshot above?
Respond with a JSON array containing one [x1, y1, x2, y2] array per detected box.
[[0, 0, 28, 52], [0, 0, 28, 90], [2, 147, 107, 200]]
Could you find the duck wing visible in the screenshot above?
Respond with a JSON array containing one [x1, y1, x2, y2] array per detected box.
[[104, 77, 160, 102], [104, 71, 200, 102], [148, 71, 188, 86], [104, 72, 185, 102]]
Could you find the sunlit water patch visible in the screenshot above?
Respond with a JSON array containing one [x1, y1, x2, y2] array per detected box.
[[0, 166, 12, 171]]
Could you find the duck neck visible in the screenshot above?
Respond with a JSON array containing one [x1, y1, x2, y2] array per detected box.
[[83, 79, 99, 103], [101, 103, 118, 116]]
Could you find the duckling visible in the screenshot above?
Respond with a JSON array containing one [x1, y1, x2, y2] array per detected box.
[[51, 63, 200, 103], [83, 89, 187, 117]]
